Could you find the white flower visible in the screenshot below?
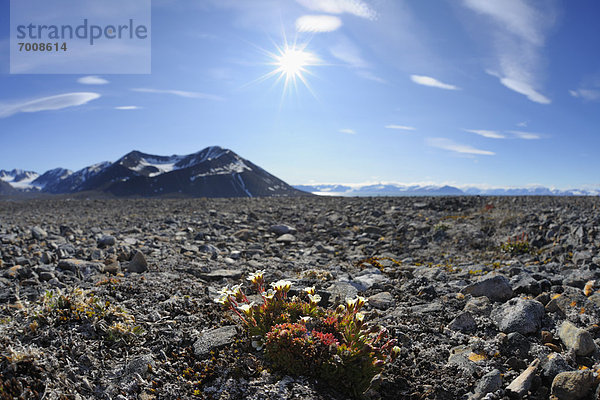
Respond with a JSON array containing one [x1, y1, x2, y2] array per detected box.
[[214, 294, 229, 305], [238, 303, 254, 315], [247, 270, 265, 284], [304, 286, 315, 295], [263, 289, 276, 300], [271, 280, 292, 292], [308, 294, 321, 306]]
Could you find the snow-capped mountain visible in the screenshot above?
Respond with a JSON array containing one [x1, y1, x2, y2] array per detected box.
[[0, 169, 40, 190], [294, 183, 600, 197], [31, 168, 73, 190], [2, 146, 308, 198]]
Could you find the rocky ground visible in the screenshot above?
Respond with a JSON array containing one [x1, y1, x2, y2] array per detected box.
[[0, 196, 599, 400]]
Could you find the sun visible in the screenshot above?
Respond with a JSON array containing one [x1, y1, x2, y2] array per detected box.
[[263, 42, 320, 95]]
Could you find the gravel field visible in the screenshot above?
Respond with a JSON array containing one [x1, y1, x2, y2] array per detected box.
[[1, 196, 599, 399]]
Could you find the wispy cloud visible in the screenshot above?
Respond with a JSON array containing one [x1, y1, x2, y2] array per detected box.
[[517, 121, 528, 127], [296, 0, 376, 19], [507, 130, 542, 140], [427, 138, 495, 155], [296, 15, 342, 32], [385, 124, 415, 131], [330, 38, 385, 83], [77, 76, 109, 85], [410, 75, 459, 90], [339, 128, 356, 134], [462, 0, 556, 104], [115, 106, 141, 110], [569, 88, 600, 101], [131, 88, 224, 101], [0, 92, 100, 119], [464, 129, 506, 139]]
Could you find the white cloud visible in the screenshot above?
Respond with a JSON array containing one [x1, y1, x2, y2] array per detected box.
[[517, 121, 528, 127], [464, 129, 506, 139], [77, 76, 109, 85], [132, 88, 224, 101], [463, 0, 544, 45], [339, 128, 356, 134], [462, 0, 555, 104], [296, 15, 342, 32], [330, 39, 369, 69], [569, 88, 600, 101], [329, 38, 385, 83], [498, 76, 550, 104], [385, 124, 415, 131], [115, 106, 141, 110], [410, 75, 459, 90], [296, 0, 376, 19], [427, 138, 495, 156], [0, 92, 100, 118], [507, 130, 542, 140]]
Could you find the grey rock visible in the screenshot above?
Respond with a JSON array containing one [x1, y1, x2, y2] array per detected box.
[[276, 233, 296, 244], [198, 269, 243, 280], [551, 370, 595, 400], [198, 244, 220, 255], [463, 296, 492, 316], [491, 298, 544, 334], [193, 325, 237, 356], [447, 345, 480, 375], [31, 226, 48, 240], [541, 353, 572, 381], [125, 354, 155, 377], [461, 275, 513, 302], [57, 259, 105, 278], [353, 272, 389, 291], [270, 225, 296, 235], [557, 321, 596, 356], [368, 291, 394, 310], [326, 281, 358, 305], [448, 312, 477, 332], [98, 235, 116, 247], [571, 251, 592, 265], [39, 271, 55, 282], [126, 251, 148, 273], [470, 369, 502, 400]]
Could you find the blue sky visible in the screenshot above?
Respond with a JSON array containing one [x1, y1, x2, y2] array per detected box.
[[1, 0, 600, 189]]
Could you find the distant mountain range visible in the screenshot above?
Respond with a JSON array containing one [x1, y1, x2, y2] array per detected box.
[[3, 149, 598, 198], [0, 146, 308, 198], [293, 183, 600, 197]]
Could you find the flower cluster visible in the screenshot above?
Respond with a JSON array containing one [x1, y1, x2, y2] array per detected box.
[[214, 271, 400, 398]]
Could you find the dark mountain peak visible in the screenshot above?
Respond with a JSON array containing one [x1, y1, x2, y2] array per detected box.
[[32, 168, 73, 189]]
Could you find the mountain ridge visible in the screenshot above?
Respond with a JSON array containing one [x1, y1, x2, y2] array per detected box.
[[294, 183, 600, 197], [1, 146, 309, 198]]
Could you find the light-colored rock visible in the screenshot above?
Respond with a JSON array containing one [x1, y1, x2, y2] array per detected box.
[[368, 291, 394, 310], [506, 358, 539, 397], [551, 370, 595, 400], [193, 325, 237, 356], [491, 298, 544, 335], [470, 369, 502, 400], [276, 233, 296, 244], [557, 321, 596, 356], [31, 226, 48, 240]]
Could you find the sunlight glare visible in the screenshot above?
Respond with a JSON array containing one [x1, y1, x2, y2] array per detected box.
[[269, 44, 320, 95]]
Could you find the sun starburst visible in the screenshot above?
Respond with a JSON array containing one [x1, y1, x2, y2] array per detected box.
[[270, 44, 319, 91]]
